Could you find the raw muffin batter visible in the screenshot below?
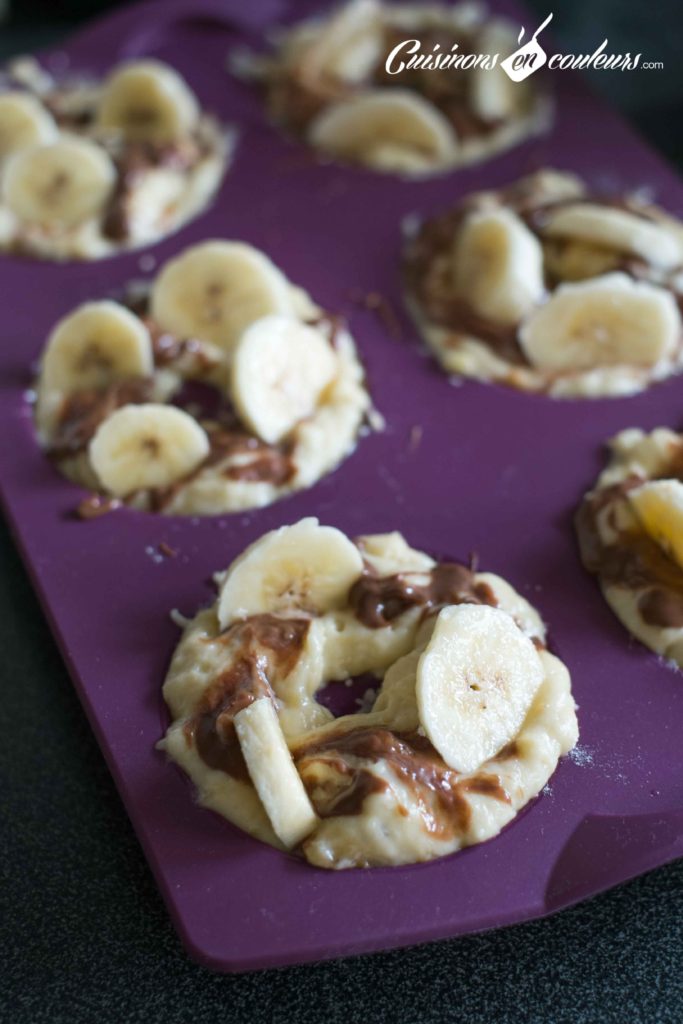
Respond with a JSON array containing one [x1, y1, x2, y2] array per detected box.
[[577, 427, 683, 663], [0, 57, 230, 258], [33, 241, 373, 515], [405, 169, 683, 397], [233, 0, 549, 177], [160, 520, 578, 869]]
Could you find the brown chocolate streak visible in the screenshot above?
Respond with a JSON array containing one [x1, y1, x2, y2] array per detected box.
[[295, 727, 509, 838], [188, 616, 310, 781], [102, 139, 201, 242], [350, 561, 497, 629], [49, 377, 154, 460]]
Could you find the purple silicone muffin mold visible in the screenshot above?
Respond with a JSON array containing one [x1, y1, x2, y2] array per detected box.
[[0, 0, 682, 972]]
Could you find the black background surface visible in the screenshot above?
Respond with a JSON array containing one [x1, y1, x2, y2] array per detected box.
[[1, 2, 682, 1021]]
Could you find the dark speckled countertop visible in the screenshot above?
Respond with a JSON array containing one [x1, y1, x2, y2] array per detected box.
[[2, 2, 683, 1020]]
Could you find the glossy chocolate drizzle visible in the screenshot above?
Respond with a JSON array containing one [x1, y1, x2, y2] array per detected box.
[[294, 726, 510, 838], [187, 616, 310, 781], [350, 561, 497, 628]]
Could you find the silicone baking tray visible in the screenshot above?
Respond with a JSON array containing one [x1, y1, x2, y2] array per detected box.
[[2, 0, 683, 973]]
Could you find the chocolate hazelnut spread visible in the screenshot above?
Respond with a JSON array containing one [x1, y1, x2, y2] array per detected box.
[[576, 468, 683, 629], [350, 561, 497, 629], [149, 425, 296, 512], [49, 377, 154, 460], [295, 726, 509, 837], [189, 616, 310, 780]]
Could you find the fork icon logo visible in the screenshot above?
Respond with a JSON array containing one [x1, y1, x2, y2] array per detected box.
[[500, 13, 553, 81]]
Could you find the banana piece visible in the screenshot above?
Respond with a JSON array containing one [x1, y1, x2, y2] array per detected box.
[[0, 92, 57, 161], [89, 403, 209, 497], [301, 0, 382, 84], [543, 203, 682, 271], [629, 480, 683, 570], [452, 207, 545, 324], [41, 301, 153, 394], [416, 604, 545, 774], [97, 59, 199, 144], [234, 697, 318, 848], [217, 517, 364, 627], [518, 272, 681, 372], [231, 315, 337, 443], [470, 24, 518, 121], [150, 241, 293, 354], [308, 89, 456, 166], [3, 138, 116, 227]]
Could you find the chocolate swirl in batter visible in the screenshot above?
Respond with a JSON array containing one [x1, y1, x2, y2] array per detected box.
[[48, 377, 154, 460], [294, 726, 510, 839], [102, 138, 202, 242], [187, 616, 310, 781], [350, 561, 497, 628]]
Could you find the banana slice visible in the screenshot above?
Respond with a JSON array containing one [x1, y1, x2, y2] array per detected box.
[[217, 517, 364, 626], [518, 272, 681, 371], [416, 604, 545, 774], [301, 0, 382, 84], [231, 315, 337, 443], [234, 697, 318, 848], [97, 59, 199, 144], [543, 203, 682, 271], [41, 301, 153, 394], [629, 479, 683, 570], [470, 25, 518, 121], [452, 208, 545, 324], [0, 92, 57, 161], [150, 241, 293, 354], [308, 89, 456, 166], [3, 138, 116, 227], [89, 403, 209, 497]]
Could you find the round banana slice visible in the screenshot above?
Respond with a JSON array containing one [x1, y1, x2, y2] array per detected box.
[[150, 241, 293, 354], [518, 272, 681, 372], [3, 138, 116, 227], [301, 0, 382, 84], [234, 698, 318, 848], [629, 479, 683, 570], [416, 604, 545, 775], [97, 59, 199, 144], [308, 89, 456, 167], [217, 517, 364, 626], [41, 301, 153, 395], [543, 203, 682, 271], [0, 92, 58, 161], [231, 315, 337, 444], [89, 403, 209, 497], [453, 208, 545, 324]]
